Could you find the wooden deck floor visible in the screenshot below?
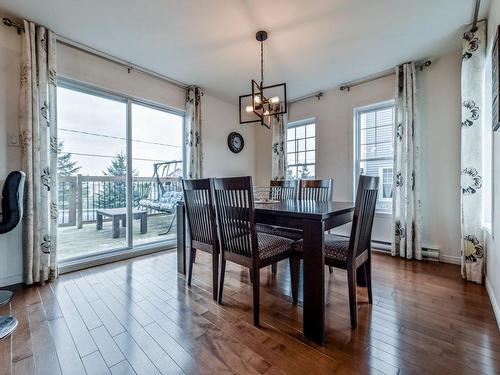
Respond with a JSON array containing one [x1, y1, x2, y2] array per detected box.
[[58, 214, 176, 260], [0, 251, 499, 374]]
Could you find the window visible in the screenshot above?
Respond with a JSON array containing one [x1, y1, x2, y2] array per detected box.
[[286, 119, 315, 179], [57, 80, 184, 262], [354, 101, 394, 214]]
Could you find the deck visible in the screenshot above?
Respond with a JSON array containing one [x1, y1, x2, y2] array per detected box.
[[58, 213, 176, 260]]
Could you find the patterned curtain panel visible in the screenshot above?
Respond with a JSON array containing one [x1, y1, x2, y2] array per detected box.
[[185, 86, 203, 179], [461, 21, 486, 284], [392, 63, 423, 260], [271, 113, 287, 180], [20, 21, 58, 285]]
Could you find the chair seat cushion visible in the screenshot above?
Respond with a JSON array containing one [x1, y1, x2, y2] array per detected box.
[[295, 234, 350, 262], [256, 223, 303, 241], [257, 232, 294, 260]]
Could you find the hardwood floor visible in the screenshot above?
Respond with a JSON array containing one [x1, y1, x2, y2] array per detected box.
[[0, 250, 499, 374]]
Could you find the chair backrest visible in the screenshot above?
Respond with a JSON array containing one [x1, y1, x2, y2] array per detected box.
[[0, 171, 25, 235], [299, 178, 333, 201], [182, 178, 218, 251], [348, 175, 379, 262], [213, 176, 257, 260], [269, 180, 298, 200]]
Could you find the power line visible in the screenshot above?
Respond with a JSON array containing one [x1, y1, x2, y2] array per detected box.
[[70, 152, 176, 163], [59, 128, 182, 148]]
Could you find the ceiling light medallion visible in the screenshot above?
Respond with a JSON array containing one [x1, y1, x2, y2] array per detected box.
[[239, 30, 287, 129]]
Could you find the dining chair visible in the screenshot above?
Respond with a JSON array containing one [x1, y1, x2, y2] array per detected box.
[[294, 175, 379, 328], [213, 176, 299, 326], [299, 178, 334, 201], [182, 178, 220, 300], [256, 179, 298, 237], [271, 178, 334, 274]]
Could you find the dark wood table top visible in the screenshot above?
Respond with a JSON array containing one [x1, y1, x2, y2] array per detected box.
[[254, 200, 355, 220]]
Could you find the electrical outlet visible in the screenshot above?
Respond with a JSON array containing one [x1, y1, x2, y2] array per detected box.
[[8, 134, 19, 147]]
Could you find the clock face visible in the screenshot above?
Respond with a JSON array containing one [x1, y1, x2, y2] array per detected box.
[[228, 132, 244, 153]]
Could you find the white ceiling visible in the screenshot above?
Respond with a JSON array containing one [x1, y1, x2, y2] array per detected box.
[[0, 0, 490, 103]]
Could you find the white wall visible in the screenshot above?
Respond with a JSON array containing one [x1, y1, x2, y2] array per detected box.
[[0, 29, 23, 286], [486, 0, 500, 328], [0, 28, 253, 287], [255, 51, 463, 260]]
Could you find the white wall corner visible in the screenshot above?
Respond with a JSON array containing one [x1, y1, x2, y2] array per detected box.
[[486, 278, 500, 331]]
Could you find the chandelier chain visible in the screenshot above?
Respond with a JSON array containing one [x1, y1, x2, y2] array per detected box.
[[260, 40, 264, 85]]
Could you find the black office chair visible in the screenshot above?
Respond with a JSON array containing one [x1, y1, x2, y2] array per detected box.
[[0, 171, 25, 340]]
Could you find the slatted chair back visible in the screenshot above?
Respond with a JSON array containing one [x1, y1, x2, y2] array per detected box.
[[182, 178, 218, 252], [299, 178, 333, 201], [269, 180, 298, 200], [213, 176, 257, 260], [349, 175, 379, 261]]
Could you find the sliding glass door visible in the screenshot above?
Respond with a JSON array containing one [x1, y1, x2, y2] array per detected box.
[[56, 81, 184, 263], [131, 103, 184, 247]]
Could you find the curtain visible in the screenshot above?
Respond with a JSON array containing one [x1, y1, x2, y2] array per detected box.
[[392, 63, 422, 260], [20, 21, 58, 285], [271, 113, 287, 180], [461, 21, 486, 283], [185, 86, 203, 179]]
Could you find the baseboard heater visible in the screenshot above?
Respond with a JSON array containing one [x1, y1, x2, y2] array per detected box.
[[370, 240, 440, 262]]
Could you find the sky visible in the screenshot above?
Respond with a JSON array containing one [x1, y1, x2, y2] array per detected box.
[[57, 87, 183, 177]]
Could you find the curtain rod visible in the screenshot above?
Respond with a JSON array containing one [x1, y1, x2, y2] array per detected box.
[[339, 60, 431, 92], [2, 17, 189, 89]]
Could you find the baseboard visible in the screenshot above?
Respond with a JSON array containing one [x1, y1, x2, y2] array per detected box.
[[0, 274, 23, 288], [439, 254, 461, 265], [486, 278, 500, 331]]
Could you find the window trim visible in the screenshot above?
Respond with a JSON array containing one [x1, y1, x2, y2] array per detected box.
[[287, 117, 316, 179], [354, 100, 395, 215]]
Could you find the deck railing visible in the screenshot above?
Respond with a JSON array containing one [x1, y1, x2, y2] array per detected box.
[[58, 175, 182, 227]]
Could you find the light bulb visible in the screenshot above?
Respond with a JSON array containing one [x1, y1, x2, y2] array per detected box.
[[270, 96, 280, 104], [245, 105, 253, 113], [263, 110, 270, 116], [254, 95, 261, 104]]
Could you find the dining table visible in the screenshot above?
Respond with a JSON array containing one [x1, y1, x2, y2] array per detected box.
[[176, 199, 356, 345]]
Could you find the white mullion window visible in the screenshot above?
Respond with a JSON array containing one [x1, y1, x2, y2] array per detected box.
[[355, 101, 395, 214], [286, 118, 315, 179]]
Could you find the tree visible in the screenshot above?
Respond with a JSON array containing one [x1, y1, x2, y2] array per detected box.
[[57, 141, 81, 176], [98, 152, 138, 208]]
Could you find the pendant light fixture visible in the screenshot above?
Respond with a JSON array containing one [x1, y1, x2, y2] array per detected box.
[[239, 30, 287, 129]]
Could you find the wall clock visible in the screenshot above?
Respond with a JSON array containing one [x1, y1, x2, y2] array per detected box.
[[227, 132, 244, 153]]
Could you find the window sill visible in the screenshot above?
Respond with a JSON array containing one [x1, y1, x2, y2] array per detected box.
[[375, 212, 392, 219]]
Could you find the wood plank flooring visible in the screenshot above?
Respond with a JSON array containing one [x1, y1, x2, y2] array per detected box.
[[0, 250, 499, 374]]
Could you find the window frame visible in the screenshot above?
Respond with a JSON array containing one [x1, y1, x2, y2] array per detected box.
[[354, 100, 395, 215], [286, 117, 316, 179], [56, 77, 186, 267]]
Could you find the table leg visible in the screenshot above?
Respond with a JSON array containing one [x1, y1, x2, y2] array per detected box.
[[177, 203, 187, 275], [302, 219, 325, 344], [112, 216, 120, 238], [96, 213, 103, 230], [140, 213, 147, 234]]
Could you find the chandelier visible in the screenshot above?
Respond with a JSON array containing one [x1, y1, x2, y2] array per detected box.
[[239, 30, 287, 129]]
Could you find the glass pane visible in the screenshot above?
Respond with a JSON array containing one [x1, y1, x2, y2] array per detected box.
[[132, 103, 184, 247], [287, 127, 295, 140], [287, 166, 298, 179], [306, 151, 315, 164], [287, 140, 295, 153], [306, 123, 315, 137], [298, 165, 312, 179], [297, 152, 306, 164], [308, 165, 316, 178], [287, 153, 296, 165], [305, 138, 315, 151], [57, 87, 127, 260], [296, 125, 306, 139], [297, 139, 306, 152]]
